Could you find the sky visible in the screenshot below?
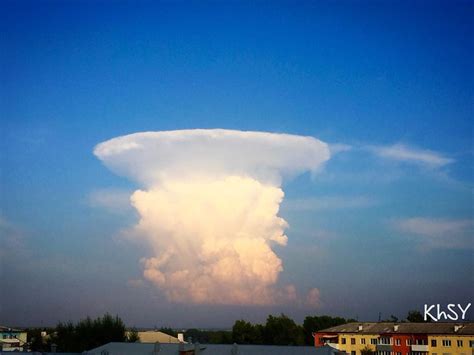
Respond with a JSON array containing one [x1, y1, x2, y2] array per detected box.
[[1, 0, 473, 328]]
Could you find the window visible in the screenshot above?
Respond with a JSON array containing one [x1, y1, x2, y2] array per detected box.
[[470, 340, 474, 347], [442, 339, 451, 347], [361, 338, 366, 344], [351, 338, 355, 345], [406, 339, 412, 345], [371, 338, 377, 345], [341, 338, 346, 344], [395, 339, 401, 345], [457, 340, 463, 347], [379, 337, 391, 345], [396, 352, 401, 355], [351, 352, 356, 355], [432, 340, 437, 347]]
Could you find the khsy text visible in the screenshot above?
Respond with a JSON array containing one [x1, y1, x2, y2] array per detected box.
[[424, 303, 471, 322]]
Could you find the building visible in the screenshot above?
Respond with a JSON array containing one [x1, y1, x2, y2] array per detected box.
[[313, 322, 474, 355], [0, 326, 27, 352], [86, 342, 201, 355], [126, 330, 182, 344], [87, 342, 335, 354]]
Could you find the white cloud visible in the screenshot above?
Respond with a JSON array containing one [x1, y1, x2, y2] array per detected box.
[[394, 217, 473, 249], [95, 129, 330, 305], [94, 129, 330, 187], [369, 143, 454, 168]]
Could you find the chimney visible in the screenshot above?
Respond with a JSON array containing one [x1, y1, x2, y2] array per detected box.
[[454, 325, 462, 333], [358, 325, 363, 331], [231, 343, 239, 355], [394, 325, 399, 332], [178, 333, 184, 343]]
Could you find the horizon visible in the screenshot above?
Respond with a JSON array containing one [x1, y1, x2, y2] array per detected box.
[[7, 316, 474, 331]]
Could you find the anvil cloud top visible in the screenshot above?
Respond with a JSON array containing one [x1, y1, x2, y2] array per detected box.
[[94, 129, 330, 186]]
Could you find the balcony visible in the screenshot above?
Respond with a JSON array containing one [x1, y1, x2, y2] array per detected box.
[[411, 344, 428, 352], [376, 344, 393, 352]]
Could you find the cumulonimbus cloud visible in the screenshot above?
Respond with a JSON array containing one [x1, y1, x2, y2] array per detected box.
[[94, 129, 330, 305]]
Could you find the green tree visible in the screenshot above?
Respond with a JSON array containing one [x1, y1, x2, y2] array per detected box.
[[51, 314, 126, 352], [361, 345, 374, 355], [263, 314, 304, 345], [406, 310, 425, 322], [232, 320, 260, 344], [207, 330, 232, 344], [381, 315, 399, 322], [184, 328, 209, 343], [127, 328, 140, 342], [302, 316, 347, 345], [27, 328, 51, 352]]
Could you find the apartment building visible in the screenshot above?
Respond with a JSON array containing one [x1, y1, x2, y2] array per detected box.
[[0, 326, 27, 352], [313, 322, 474, 355]]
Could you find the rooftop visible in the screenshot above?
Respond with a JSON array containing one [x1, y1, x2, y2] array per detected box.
[[86, 342, 330, 355], [318, 322, 474, 335], [0, 326, 23, 333]]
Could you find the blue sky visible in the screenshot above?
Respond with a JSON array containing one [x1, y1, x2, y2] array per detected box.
[[1, 0, 473, 327]]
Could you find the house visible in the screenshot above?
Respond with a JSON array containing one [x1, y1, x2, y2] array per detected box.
[[127, 330, 182, 344], [313, 322, 474, 355], [0, 326, 27, 352]]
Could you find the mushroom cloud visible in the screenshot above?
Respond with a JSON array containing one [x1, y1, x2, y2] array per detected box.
[[94, 129, 330, 305]]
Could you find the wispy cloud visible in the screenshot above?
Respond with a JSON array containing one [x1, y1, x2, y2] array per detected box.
[[328, 143, 352, 155], [393, 217, 473, 250], [283, 195, 376, 212], [368, 143, 454, 168]]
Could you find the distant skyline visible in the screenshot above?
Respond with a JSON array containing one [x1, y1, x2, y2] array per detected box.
[[1, 0, 473, 327]]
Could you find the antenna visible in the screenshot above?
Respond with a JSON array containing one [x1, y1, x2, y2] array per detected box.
[[378, 312, 381, 322]]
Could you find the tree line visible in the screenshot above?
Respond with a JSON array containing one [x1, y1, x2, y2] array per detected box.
[[26, 310, 427, 351], [27, 314, 138, 352], [166, 310, 427, 346]]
